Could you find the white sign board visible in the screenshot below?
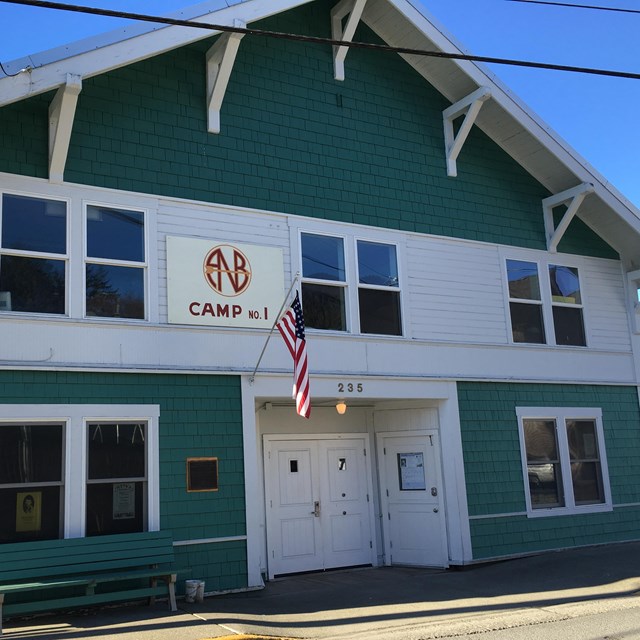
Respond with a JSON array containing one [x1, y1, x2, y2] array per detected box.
[[167, 236, 284, 328]]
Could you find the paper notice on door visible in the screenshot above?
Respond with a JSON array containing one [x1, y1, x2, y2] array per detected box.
[[398, 452, 426, 491]]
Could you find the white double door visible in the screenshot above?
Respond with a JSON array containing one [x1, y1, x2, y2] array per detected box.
[[377, 432, 448, 567], [264, 436, 374, 578]]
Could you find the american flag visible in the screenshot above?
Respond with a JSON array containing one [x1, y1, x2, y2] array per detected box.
[[276, 291, 311, 418]]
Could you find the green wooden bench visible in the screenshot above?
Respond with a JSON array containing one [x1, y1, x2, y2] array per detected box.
[[0, 530, 180, 634]]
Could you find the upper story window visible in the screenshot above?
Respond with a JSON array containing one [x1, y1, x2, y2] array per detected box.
[[357, 240, 401, 335], [301, 233, 346, 331], [506, 258, 586, 346], [300, 231, 402, 336], [85, 205, 146, 320], [0, 193, 67, 315], [517, 407, 611, 517]]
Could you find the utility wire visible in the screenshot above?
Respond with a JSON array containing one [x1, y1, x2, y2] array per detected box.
[[1, 0, 640, 80], [507, 0, 640, 14]]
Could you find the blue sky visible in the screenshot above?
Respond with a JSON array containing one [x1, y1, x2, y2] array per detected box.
[[1, 0, 639, 209]]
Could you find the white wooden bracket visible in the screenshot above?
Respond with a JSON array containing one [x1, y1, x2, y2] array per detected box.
[[48, 73, 82, 183], [206, 21, 245, 134], [626, 269, 640, 334], [331, 0, 368, 81], [442, 86, 491, 177], [542, 182, 594, 253]]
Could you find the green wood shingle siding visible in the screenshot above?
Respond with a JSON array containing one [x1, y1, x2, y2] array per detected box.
[[458, 381, 640, 558], [0, 370, 246, 591], [0, 1, 615, 258]]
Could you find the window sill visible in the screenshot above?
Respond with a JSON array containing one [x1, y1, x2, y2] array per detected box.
[[526, 503, 612, 518]]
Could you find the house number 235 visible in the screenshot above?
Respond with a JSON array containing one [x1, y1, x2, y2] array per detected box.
[[338, 383, 363, 393]]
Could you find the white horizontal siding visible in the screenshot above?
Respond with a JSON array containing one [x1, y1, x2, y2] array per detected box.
[[406, 238, 508, 343], [583, 259, 631, 351], [156, 200, 291, 322], [404, 234, 629, 352]]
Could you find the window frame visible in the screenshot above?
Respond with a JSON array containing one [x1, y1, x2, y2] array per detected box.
[[296, 226, 405, 337], [0, 405, 159, 542], [0, 190, 70, 317], [502, 252, 589, 347], [83, 201, 149, 321], [355, 238, 403, 336], [516, 407, 612, 517]]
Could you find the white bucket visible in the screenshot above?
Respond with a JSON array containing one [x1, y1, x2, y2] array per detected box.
[[184, 580, 199, 603], [195, 580, 205, 603]]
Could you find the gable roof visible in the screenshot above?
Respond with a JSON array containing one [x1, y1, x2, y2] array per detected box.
[[2, 0, 640, 265]]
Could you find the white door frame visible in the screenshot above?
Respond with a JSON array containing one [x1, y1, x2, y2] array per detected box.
[[263, 432, 378, 579], [376, 429, 449, 567]]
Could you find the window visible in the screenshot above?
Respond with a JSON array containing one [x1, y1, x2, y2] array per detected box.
[[357, 240, 401, 335], [300, 231, 403, 335], [517, 407, 610, 516], [301, 233, 347, 331], [85, 205, 146, 319], [505, 258, 586, 346], [87, 422, 147, 536], [549, 265, 585, 346], [0, 423, 64, 543], [0, 193, 67, 314], [0, 405, 159, 544]]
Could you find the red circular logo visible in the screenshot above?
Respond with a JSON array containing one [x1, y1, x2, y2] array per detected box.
[[203, 245, 252, 297]]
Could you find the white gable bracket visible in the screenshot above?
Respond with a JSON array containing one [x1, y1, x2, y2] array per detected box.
[[48, 74, 82, 184], [331, 0, 368, 81], [206, 21, 245, 134], [443, 86, 491, 177], [543, 183, 594, 253]]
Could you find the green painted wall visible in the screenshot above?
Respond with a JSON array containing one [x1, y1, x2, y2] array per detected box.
[[0, 370, 246, 591], [458, 382, 640, 558], [0, 1, 615, 259]]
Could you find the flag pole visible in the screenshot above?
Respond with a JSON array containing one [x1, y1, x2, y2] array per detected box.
[[249, 272, 300, 383]]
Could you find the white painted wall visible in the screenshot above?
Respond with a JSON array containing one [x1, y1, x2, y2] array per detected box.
[[0, 173, 634, 386]]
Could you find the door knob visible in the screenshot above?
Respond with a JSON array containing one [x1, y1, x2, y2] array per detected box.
[[311, 501, 320, 517], [433, 507, 439, 513]]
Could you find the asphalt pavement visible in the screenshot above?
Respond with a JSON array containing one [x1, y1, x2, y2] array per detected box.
[[4, 541, 640, 640]]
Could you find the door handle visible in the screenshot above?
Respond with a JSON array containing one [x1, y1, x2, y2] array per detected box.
[[311, 501, 320, 517]]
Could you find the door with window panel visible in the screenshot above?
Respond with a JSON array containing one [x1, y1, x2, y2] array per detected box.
[[0, 423, 64, 543]]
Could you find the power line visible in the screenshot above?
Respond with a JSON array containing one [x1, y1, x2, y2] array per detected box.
[[507, 0, 640, 14], [1, 0, 640, 80]]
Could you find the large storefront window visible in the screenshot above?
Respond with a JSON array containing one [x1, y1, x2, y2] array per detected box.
[[517, 407, 610, 516], [0, 423, 64, 543], [0, 406, 159, 544]]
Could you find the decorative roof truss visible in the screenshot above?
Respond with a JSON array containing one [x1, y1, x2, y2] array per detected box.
[[206, 22, 245, 134], [443, 86, 491, 177], [331, 0, 368, 81], [48, 74, 82, 183], [542, 182, 594, 253]]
